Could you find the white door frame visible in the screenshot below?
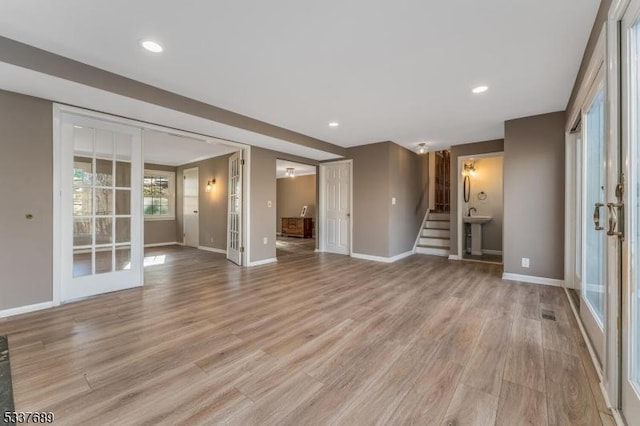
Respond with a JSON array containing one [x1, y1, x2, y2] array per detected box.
[[53, 104, 144, 304], [318, 159, 353, 255], [182, 167, 199, 247], [53, 104, 251, 306], [456, 151, 503, 260]]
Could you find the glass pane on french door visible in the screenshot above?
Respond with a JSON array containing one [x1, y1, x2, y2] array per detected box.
[[584, 87, 606, 324], [61, 111, 142, 302]]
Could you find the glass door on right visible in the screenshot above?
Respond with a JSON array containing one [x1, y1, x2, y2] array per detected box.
[[582, 74, 607, 367], [622, 0, 640, 420]]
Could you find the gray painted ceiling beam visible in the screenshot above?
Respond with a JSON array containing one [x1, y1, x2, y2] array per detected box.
[[0, 36, 347, 158]]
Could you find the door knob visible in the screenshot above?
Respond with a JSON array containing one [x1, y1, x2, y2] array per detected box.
[[193, 210, 198, 214]]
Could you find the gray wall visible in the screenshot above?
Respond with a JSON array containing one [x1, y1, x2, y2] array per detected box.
[[250, 147, 320, 263], [176, 154, 232, 251], [0, 90, 53, 310], [389, 143, 429, 257], [276, 174, 317, 234], [461, 155, 504, 253], [143, 163, 178, 246], [348, 143, 392, 257], [450, 139, 505, 257], [347, 141, 428, 258], [504, 111, 565, 279], [566, 0, 612, 115]]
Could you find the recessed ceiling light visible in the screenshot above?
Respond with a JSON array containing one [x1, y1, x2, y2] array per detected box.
[[141, 40, 163, 53], [328, 121, 340, 127], [472, 85, 488, 94]]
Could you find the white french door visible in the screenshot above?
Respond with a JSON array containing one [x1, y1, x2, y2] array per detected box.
[[320, 160, 351, 255], [227, 151, 243, 265], [622, 0, 640, 419], [581, 73, 608, 366], [60, 112, 142, 302], [182, 167, 199, 248]]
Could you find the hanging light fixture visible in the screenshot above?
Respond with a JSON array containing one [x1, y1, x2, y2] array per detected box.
[[417, 143, 428, 155], [286, 168, 295, 178]]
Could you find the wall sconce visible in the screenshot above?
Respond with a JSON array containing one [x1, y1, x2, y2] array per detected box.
[[461, 162, 477, 177], [286, 168, 295, 178], [417, 143, 428, 155], [206, 178, 216, 192]]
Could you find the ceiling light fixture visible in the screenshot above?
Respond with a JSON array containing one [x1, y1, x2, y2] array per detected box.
[[418, 143, 428, 155], [472, 85, 488, 94], [286, 168, 295, 178], [328, 121, 340, 127], [141, 40, 164, 53]]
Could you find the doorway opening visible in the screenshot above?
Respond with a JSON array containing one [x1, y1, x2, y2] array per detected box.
[[457, 153, 504, 264], [275, 159, 317, 257]]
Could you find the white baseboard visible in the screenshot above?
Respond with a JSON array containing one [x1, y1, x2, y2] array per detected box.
[[351, 251, 413, 263], [482, 249, 503, 255], [0, 301, 55, 319], [448, 254, 462, 260], [248, 257, 278, 267], [144, 242, 178, 248], [502, 273, 564, 287], [197, 246, 227, 255]]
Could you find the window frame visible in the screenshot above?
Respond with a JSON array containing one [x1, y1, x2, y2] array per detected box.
[[143, 169, 176, 221]]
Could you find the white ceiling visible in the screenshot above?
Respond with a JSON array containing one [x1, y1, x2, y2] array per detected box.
[[143, 129, 238, 166], [0, 0, 599, 151], [276, 159, 317, 179]]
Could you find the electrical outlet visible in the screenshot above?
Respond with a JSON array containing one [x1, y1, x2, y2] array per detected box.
[[391, 197, 396, 205], [267, 201, 272, 208], [522, 258, 530, 268], [263, 237, 268, 245]]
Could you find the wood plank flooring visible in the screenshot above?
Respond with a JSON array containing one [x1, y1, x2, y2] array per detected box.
[[0, 246, 610, 425]]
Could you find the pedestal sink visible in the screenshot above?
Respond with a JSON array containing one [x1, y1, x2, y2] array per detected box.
[[463, 215, 492, 256]]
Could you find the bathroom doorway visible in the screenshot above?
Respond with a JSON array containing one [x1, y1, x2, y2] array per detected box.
[[457, 152, 504, 264]]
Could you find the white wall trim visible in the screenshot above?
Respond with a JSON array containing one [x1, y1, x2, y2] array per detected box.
[[144, 242, 179, 248], [351, 250, 413, 263], [448, 254, 462, 260], [0, 301, 55, 319], [502, 273, 564, 287], [198, 246, 227, 255], [248, 257, 278, 267], [413, 209, 431, 253], [482, 249, 503, 255]]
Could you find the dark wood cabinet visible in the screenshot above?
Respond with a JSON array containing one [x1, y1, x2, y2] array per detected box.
[[281, 217, 313, 238]]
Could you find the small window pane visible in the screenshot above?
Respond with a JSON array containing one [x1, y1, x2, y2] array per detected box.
[[73, 248, 92, 277], [115, 246, 131, 271], [95, 189, 113, 215], [95, 248, 113, 274], [116, 190, 131, 215], [116, 161, 131, 188], [96, 159, 113, 187], [95, 217, 113, 245], [73, 218, 92, 247], [73, 186, 92, 216], [116, 218, 131, 244]]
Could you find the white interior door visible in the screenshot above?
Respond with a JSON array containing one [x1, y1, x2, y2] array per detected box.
[[321, 160, 351, 255], [183, 167, 199, 247], [60, 113, 142, 302], [227, 151, 242, 265], [622, 0, 640, 419], [581, 73, 607, 366]]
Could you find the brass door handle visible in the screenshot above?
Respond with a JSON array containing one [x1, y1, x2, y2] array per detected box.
[[607, 202, 624, 240], [593, 203, 604, 231]]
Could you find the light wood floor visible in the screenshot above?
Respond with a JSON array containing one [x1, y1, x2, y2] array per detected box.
[[0, 246, 613, 425]]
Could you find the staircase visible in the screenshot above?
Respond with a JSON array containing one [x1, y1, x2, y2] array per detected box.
[[416, 211, 450, 257]]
